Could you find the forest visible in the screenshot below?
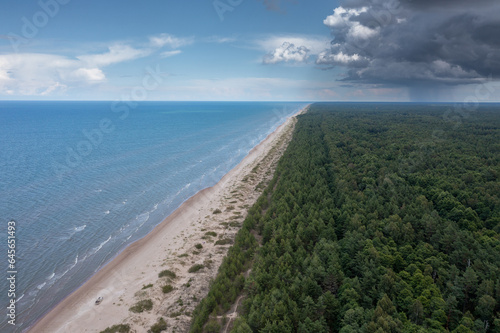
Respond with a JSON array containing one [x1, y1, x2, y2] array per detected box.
[[190, 103, 500, 333]]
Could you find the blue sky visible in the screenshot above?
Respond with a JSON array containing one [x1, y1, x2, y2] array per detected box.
[[1, 0, 499, 102]]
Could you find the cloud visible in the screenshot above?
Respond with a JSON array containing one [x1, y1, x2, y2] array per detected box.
[[149, 33, 194, 49], [0, 42, 151, 96], [263, 42, 309, 64], [318, 1, 500, 86], [0, 32, 193, 96], [0, 53, 102, 96], [257, 35, 330, 64], [161, 50, 182, 58], [204, 36, 237, 44], [78, 44, 151, 67]]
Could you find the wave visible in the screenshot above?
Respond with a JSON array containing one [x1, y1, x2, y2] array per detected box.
[[74, 224, 86, 232], [91, 235, 112, 255]]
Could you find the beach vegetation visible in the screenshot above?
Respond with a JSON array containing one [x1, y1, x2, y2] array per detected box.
[[212, 209, 222, 214], [148, 317, 167, 333], [188, 264, 204, 273], [129, 299, 153, 313], [214, 238, 232, 246], [195, 243, 203, 249], [204, 231, 217, 237], [100, 324, 131, 333], [142, 283, 153, 290], [162, 284, 174, 293], [158, 269, 176, 279]]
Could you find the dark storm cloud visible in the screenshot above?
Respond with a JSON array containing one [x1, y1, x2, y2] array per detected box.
[[317, 0, 500, 85]]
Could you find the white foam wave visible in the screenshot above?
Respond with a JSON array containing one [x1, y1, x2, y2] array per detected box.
[[37, 282, 46, 290], [105, 210, 110, 214], [91, 236, 112, 255], [74, 225, 86, 232]]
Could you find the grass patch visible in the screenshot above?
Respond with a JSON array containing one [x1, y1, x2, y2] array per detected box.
[[100, 324, 130, 333], [100, 324, 131, 333], [142, 283, 153, 290], [183, 278, 193, 288], [255, 181, 267, 191], [204, 231, 217, 237], [149, 317, 167, 333], [229, 200, 238, 204], [178, 253, 188, 258], [212, 209, 222, 214], [129, 299, 153, 313], [215, 239, 233, 246], [188, 264, 204, 273], [158, 270, 176, 279], [195, 243, 203, 250], [226, 205, 235, 211], [170, 311, 182, 318], [162, 284, 174, 294]]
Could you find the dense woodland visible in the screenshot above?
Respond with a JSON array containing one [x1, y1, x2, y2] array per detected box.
[[190, 103, 500, 333]]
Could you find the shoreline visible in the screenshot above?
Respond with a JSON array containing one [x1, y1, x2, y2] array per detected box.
[[29, 105, 310, 333]]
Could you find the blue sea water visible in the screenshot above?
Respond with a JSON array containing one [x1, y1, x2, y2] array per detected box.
[[0, 101, 307, 332]]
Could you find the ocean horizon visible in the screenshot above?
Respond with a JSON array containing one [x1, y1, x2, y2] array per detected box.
[[0, 101, 307, 332]]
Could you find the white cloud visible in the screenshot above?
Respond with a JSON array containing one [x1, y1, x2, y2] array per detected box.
[[256, 35, 330, 64], [69, 68, 106, 81], [204, 36, 237, 43], [323, 6, 368, 28], [0, 48, 131, 96], [263, 42, 310, 64], [256, 35, 329, 55], [149, 33, 194, 49], [324, 6, 379, 40], [161, 50, 182, 58], [77, 44, 151, 67], [317, 51, 364, 65]]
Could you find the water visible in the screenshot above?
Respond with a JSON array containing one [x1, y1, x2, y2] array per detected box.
[[0, 101, 307, 332]]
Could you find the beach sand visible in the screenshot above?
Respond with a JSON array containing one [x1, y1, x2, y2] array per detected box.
[[29, 106, 308, 333]]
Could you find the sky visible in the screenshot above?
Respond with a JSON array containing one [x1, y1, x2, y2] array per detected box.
[[1, 0, 499, 102]]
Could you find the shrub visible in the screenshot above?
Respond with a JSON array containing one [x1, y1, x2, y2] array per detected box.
[[158, 269, 176, 279], [148, 317, 167, 333], [195, 243, 203, 249], [188, 264, 204, 273], [213, 209, 222, 214], [100, 324, 130, 333], [215, 238, 233, 246], [129, 299, 153, 313], [205, 231, 217, 237], [162, 284, 174, 293], [142, 283, 153, 290]]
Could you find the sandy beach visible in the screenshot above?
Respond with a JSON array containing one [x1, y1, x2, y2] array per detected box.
[[29, 105, 308, 333]]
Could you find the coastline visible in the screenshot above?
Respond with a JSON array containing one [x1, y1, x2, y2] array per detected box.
[[29, 105, 309, 333]]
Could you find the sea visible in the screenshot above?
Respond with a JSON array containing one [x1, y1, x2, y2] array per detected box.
[[0, 101, 307, 332]]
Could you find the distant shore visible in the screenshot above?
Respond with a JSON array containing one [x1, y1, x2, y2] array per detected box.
[[29, 105, 309, 333]]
